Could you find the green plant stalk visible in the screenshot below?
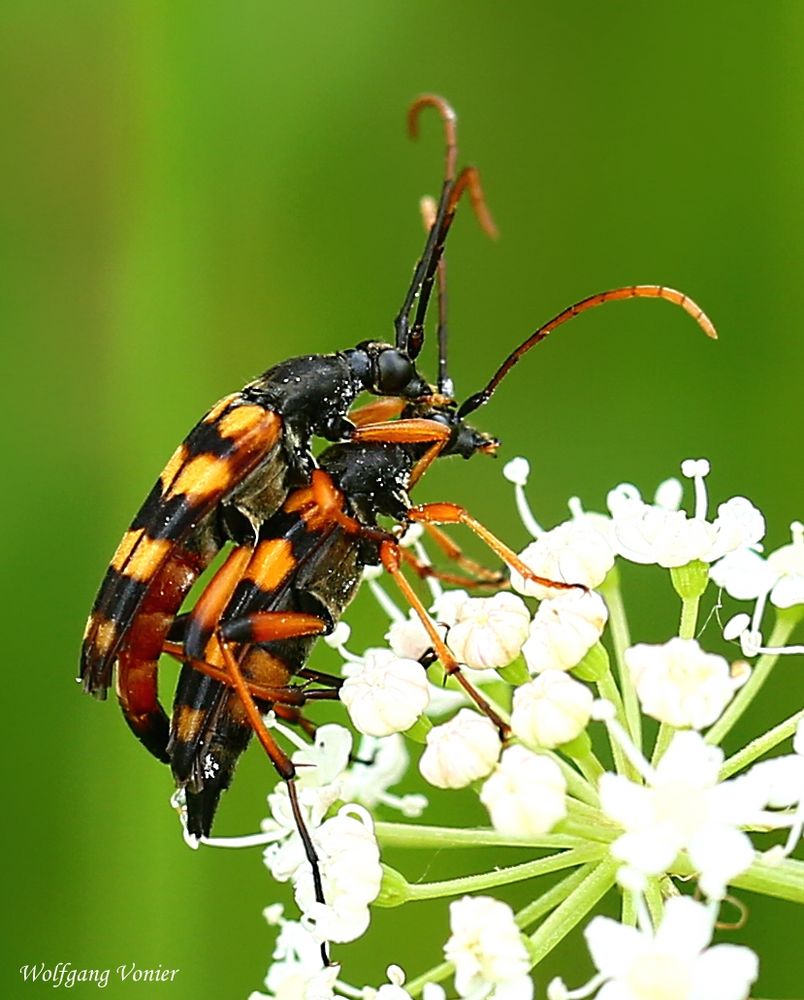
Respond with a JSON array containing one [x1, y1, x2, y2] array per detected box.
[[596, 667, 639, 781], [719, 708, 804, 780], [600, 566, 642, 750], [528, 857, 619, 966], [374, 822, 580, 851], [405, 843, 607, 902], [644, 877, 665, 927]]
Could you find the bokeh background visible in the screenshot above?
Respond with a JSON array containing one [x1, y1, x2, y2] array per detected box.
[[3, 3, 803, 997]]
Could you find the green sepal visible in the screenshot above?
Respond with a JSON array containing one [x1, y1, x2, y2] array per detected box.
[[558, 730, 592, 759], [403, 714, 433, 744], [571, 642, 610, 682], [497, 656, 530, 687], [374, 864, 412, 907], [670, 559, 709, 600]]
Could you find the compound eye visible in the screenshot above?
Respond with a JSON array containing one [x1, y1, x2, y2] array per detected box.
[[376, 349, 416, 394]]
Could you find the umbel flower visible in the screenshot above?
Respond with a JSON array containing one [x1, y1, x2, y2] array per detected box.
[[172, 455, 803, 1000]]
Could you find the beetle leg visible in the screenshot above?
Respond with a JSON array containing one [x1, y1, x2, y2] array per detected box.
[[379, 540, 510, 740], [408, 502, 587, 594]]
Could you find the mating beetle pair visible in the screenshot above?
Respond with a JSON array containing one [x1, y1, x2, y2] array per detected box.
[[80, 96, 716, 941]]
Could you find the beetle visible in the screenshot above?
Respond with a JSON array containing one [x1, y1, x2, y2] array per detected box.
[[161, 270, 717, 840], [79, 95, 495, 763]]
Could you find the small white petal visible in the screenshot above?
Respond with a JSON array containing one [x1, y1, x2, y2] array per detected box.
[[710, 549, 776, 601], [722, 613, 751, 641], [480, 745, 567, 836]]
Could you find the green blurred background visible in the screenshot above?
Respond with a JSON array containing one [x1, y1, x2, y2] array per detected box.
[[3, 2, 803, 997]]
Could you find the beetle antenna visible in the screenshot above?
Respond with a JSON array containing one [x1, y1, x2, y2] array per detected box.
[[457, 285, 718, 418], [395, 95, 497, 360], [420, 195, 453, 395]]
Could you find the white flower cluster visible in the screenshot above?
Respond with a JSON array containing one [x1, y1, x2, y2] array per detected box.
[[174, 454, 803, 1000]]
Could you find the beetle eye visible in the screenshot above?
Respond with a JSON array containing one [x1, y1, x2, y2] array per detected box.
[[376, 349, 415, 393]]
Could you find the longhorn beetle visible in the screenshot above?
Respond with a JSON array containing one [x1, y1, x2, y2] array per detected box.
[[80, 95, 495, 762], [162, 284, 716, 835]]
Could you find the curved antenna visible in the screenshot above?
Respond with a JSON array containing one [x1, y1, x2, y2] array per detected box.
[[394, 96, 497, 359], [457, 285, 717, 418], [408, 93, 459, 183]]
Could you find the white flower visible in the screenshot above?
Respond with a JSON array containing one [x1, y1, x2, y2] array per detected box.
[[250, 910, 337, 1000], [549, 895, 758, 1000], [710, 548, 777, 601], [521, 590, 608, 673], [608, 461, 765, 568], [340, 649, 430, 736], [480, 745, 567, 836], [445, 896, 533, 999], [340, 734, 427, 818], [511, 521, 615, 597], [767, 521, 804, 608], [511, 672, 593, 748], [446, 592, 531, 669], [261, 782, 343, 884], [419, 709, 501, 789], [294, 806, 382, 944], [625, 638, 747, 729], [600, 730, 765, 899]]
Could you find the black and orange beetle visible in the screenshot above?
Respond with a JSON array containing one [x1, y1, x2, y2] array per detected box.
[[80, 95, 495, 762]]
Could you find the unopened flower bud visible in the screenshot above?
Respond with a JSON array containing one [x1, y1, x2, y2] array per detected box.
[[511, 672, 593, 749], [419, 709, 501, 789], [446, 592, 531, 670], [340, 650, 430, 737], [522, 590, 608, 673]]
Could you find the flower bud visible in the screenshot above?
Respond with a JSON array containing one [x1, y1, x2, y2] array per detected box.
[[522, 590, 608, 673], [419, 709, 501, 789], [340, 649, 430, 737], [446, 592, 531, 669], [511, 672, 593, 749], [511, 521, 615, 598]]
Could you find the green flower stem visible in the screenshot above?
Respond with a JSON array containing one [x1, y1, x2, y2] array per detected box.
[[515, 862, 599, 929], [671, 853, 804, 904], [573, 748, 606, 787], [374, 822, 579, 851], [720, 708, 804, 780], [562, 808, 619, 846], [679, 593, 701, 640], [621, 889, 637, 926], [600, 566, 642, 751], [404, 843, 607, 902], [650, 722, 676, 767], [596, 668, 639, 782], [644, 877, 665, 928], [404, 866, 598, 998], [706, 609, 799, 747], [547, 750, 599, 807], [528, 857, 619, 967]]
